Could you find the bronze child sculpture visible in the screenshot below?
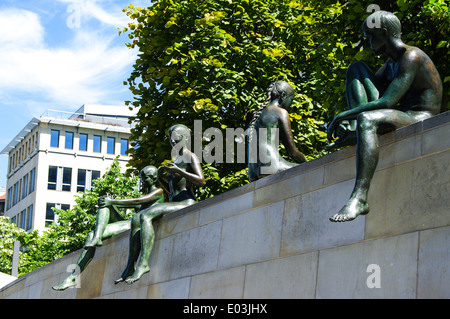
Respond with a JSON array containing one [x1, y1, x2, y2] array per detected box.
[[248, 81, 307, 182], [115, 124, 205, 284], [327, 10, 442, 222], [52, 165, 164, 291]]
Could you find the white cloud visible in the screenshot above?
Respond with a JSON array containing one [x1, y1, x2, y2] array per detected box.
[[0, 4, 137, 115], [0, 9, 45, 48]]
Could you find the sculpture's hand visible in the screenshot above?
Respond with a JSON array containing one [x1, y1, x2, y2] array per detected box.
[[163, 162, 180, 174], [327, 111, 350, 142], [335, 121, 352, 139], [327, 117, 340, 142], [157, 166, 166, 178], [98, 196, 112, 208]]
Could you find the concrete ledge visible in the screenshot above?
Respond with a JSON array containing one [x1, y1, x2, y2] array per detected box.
[[1, 111, 449, 299]]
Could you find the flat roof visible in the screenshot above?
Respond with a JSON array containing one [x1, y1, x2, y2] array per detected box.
[[1, 105, 138, 155], [1, 117, 40, 155]]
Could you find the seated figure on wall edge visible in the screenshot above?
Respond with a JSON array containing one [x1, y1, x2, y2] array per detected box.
[[247, 80, 307, 182], [114, 124, 205, 284], [327, 10, 442, 222], [52, 165, 164, 291]]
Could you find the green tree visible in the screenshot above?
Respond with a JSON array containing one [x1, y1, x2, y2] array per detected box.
[[0, 216, 33, 276], [121, 0, 347, 199], [122, 0, 449, 199]]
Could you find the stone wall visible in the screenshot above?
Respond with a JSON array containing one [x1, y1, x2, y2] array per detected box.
[[1, 111, 449, 299]]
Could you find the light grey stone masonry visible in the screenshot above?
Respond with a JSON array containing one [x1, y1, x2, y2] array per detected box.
[[1, 111, 448, 299]]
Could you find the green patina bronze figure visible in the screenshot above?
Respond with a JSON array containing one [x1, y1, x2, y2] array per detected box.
[[115, 124, 205, 284], [248, 81, 307, 182], [52, 165, 164, 291], [327, 10, 442, 222]]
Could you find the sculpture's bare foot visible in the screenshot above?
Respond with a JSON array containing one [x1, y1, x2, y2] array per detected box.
[[330, 198, 369, 222], [84, 237, 102, 249], [326, 133, 357, 150], [114, 265, 135, 284], [52, 274, 78, 291], [125, 265, 150, 285]]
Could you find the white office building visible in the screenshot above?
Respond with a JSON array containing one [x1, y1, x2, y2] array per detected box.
[[1, 105, 137, 232]]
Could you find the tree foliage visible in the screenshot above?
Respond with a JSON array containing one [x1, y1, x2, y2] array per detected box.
[[122, 0, 448, 200], [2, 159, 142, 277], [0, 216, 32, 276]]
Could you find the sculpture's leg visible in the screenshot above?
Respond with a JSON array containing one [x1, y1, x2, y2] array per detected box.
[[115, 213, 142, 284], [125, 201, 194, 284], [346, 61, 381, 110], [52, 231, 96, 291], [327, 62, 383, 150], [330, 109, 414, 222], [53, 220, 131, 291], [85, 206, 124, 249]]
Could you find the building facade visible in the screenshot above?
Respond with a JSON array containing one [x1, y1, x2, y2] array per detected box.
[[1, 105, 136, 232]]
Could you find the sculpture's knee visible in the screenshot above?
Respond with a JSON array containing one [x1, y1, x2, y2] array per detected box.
[[346, 61, 370, 79], [357, 112, 377, 132], [139, 212, 153, 224], [131, 213, 140, 227], [85, 231, 94, 242]]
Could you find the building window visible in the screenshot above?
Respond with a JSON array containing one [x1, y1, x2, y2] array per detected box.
[[65, 131, 74, 149], [48, 166, 72, 191], [20, 209, 26, 229], [22, 173, 29, 199], [50, 129, 60, 148], [62, 167, 72, 191], [79, 133, 88, 151], [45, 203, 55, 227], [93, 135, 101, 153], [107, 137, 115, 154], [120, 138, 129, 156], [48, 166, 57, 190], [77, 169, 101, 192], [26, 205, 33, 230], [13, 182, 19, 206], [6, 187, 13, 210], [46, 203, 70, 227], [29, 168, 36, 193]]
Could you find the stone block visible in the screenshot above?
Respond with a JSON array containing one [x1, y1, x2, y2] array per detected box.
[[156, 210, 199, 239], [316, 232, 419, 298], [421, 121, 450, 156], [147, 277, 191, 299], [281, 180, 365, 257], [169, 221, 222, 279], [27, 281, 43, 299], [218, 201, 284, 269], [366, 150, 450, 239], [417, 226, 450, 298], [323, 156, 356, 187], [253, 167, 324, 208], [77, 257, 106, 299], [243, 252, 318, 298], [377, 134, 421, 170], [199, 192, 254, 225], [189, 267, 245, 299]]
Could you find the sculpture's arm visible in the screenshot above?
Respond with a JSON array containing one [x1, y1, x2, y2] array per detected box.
[[278, 108, 306, 163], [157, 167, 170, 194], [328, 50, 420, 141], [164, 151, 205, 187], [100, 188, 164, 208]]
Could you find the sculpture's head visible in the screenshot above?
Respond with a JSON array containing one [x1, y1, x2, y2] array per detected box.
[[140, 165, 158, 189], [267, 81, 295, 110], [168, 124, 191, 148], [362, 11, 401, 54]]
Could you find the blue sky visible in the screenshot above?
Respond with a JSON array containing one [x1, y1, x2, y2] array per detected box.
[[0, 0, 149, 188]]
